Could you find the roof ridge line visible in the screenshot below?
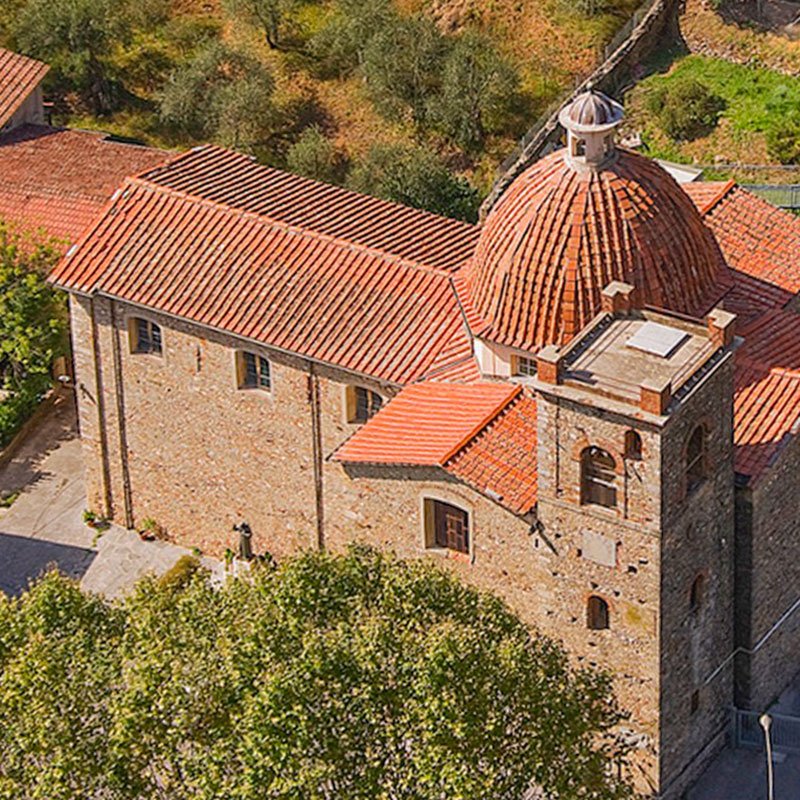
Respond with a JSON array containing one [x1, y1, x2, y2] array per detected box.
[[439, 384, 522, 465], [700, 179, 736, 217], [125, 171, 454, 279]]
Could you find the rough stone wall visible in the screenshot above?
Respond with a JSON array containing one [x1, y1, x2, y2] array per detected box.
[[657, 357, 735, 799], [535, 393, 664, 792], [744, 432, 800, 710], [71, 296, 393, 556]]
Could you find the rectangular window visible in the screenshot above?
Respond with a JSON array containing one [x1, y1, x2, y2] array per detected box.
[[513, 354, 536, 377], [427, 499, 469, 555], [347, 386, 382, 424], [237, 351, 271, 391], [130, 318, 162, 355]]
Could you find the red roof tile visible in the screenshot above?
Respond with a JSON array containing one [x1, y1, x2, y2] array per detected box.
[[0, 125, 166, 244], [139, 146, 478, 272], [333, 382, 520, 465], [50, 146, 478, 384], [463, 148, 732, 351], [701, 185, 800, 296], [0, 49, 48, 129], [446, 393, 538, 515]]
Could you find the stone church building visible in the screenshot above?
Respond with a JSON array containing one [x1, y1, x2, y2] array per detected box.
[[28, 73, 800, 797]]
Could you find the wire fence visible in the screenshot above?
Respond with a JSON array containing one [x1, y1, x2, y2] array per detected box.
[[742, 184, 800, 209]]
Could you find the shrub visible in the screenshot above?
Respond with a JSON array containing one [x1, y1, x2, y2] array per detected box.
[[0, 376, 48, 449], [766, 112, 800, 164], [649, 79, 726, 141], [348, 143, 480, 222], [158, 555, 203, 592], [286, 125, 339, 183]]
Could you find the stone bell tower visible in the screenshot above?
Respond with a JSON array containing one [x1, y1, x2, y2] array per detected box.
[[531, 283, 737, 798]]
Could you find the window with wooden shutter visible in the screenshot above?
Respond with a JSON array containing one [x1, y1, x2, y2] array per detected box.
[[236, 351, 271, 391], [346, 386, 383, 424], [426, 500, 469, 554], [129, 318, 163, 356]]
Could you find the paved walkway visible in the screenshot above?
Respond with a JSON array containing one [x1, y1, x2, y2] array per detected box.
[[0, 392, 218, 598]]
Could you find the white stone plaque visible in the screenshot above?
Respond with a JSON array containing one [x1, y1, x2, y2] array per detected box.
[[582, 531, 617, 568]]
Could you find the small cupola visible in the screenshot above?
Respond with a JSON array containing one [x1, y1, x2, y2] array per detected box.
[[558, 88, 624, 172]]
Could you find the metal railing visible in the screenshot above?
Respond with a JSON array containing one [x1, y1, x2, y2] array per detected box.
[[733, 708, 800, 753]]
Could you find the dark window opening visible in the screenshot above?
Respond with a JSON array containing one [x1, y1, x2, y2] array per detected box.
[[581, 447, 617, 508], [348, 386, 382, 424], [686, 425, 707, 494], [690, 690, 700, 715], [430, 500, 469, 555], [625, 429, 642, 460], [132, 318, 162, 355], [587, 595, 609, 630], [239, 351, 271, 391], [690, 574, 705, 612]]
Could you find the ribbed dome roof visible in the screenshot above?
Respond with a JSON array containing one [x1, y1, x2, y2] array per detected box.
[[464, 148, 731, 351], [561, 90, 623, 130]]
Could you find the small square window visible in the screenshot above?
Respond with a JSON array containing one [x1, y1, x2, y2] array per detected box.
[[513, 354, 537, 378], [424, 499, 470, 555], [130, 318, 162, 356], [237, 351, 271, 391], [346, 386, 382, 424]]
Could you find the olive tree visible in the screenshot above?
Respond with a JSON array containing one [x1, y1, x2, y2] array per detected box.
[[159, 42, 279, 150]]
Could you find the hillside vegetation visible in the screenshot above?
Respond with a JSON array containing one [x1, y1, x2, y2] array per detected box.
[[0, 0, 641, 220], [625, 53, 800, 182]]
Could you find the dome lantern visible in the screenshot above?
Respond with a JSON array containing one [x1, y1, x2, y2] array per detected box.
[[558, 89, 624, 172]]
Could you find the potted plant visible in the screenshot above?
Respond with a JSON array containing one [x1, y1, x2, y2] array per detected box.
[[138, 517, 162, 541]]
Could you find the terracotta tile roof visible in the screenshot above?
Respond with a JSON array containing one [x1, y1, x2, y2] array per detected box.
[[0, 124, 166, 244], [138, 146, 479, 272], [50, 146, 478, 384], [445, 393, 538, 515], [333, 382, 520, 465], [462, 148, 731, 351], [0, 49, 48, 129], [733, 310, 800, 483], [700, 185, 800, 295], [681, 180, 733, 215]]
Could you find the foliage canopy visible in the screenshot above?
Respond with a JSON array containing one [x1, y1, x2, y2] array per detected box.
[[348, 143, 481, 223], [159, 42, 279, 150], [648, 78, 726, 141], [0, 546, 632, 800]]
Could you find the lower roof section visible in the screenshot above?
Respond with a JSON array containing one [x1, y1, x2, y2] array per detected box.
[[333, 382, 539, 517]]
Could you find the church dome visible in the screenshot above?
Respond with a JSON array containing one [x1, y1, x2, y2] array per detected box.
[[465, 96, 730, 351], [560, 89, 623, 130]]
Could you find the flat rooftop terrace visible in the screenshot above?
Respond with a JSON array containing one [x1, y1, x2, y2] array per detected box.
[[563, 316, 716, 403]]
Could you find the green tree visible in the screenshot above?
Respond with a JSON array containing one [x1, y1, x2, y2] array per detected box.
[[309, 0, 396, 76], [434, 30, 519, 150], [0, 227, 65, 390], [222, 0, 302, 51], [349, 143, 481, 222], [648, 78, 726, 141], [13, 0, 132, 114], [766, 111, 800, 164], [159, 42, 279, 150], [362, 15, 448, 127], [286, 125, 339, 183], [0, 548, 632, 799]]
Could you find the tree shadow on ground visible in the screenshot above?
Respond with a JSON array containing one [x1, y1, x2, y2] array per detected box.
[[0, 531, 95, 597]]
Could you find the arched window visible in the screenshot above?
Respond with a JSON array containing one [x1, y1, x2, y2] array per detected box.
[[581, 447, 617, 508], [685, 425, 707, 494], [587, 595, 610, 630], [690, 574, 705, 612], [625, 429, 642, 460]]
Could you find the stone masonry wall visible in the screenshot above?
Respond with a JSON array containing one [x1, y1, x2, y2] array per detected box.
[[746, 432, 800, 711], [534, 393, 663, 793], [657, 357, 735, 799]]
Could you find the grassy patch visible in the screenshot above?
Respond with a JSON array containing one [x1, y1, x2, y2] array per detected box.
[[626, 54, 800, 173]]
